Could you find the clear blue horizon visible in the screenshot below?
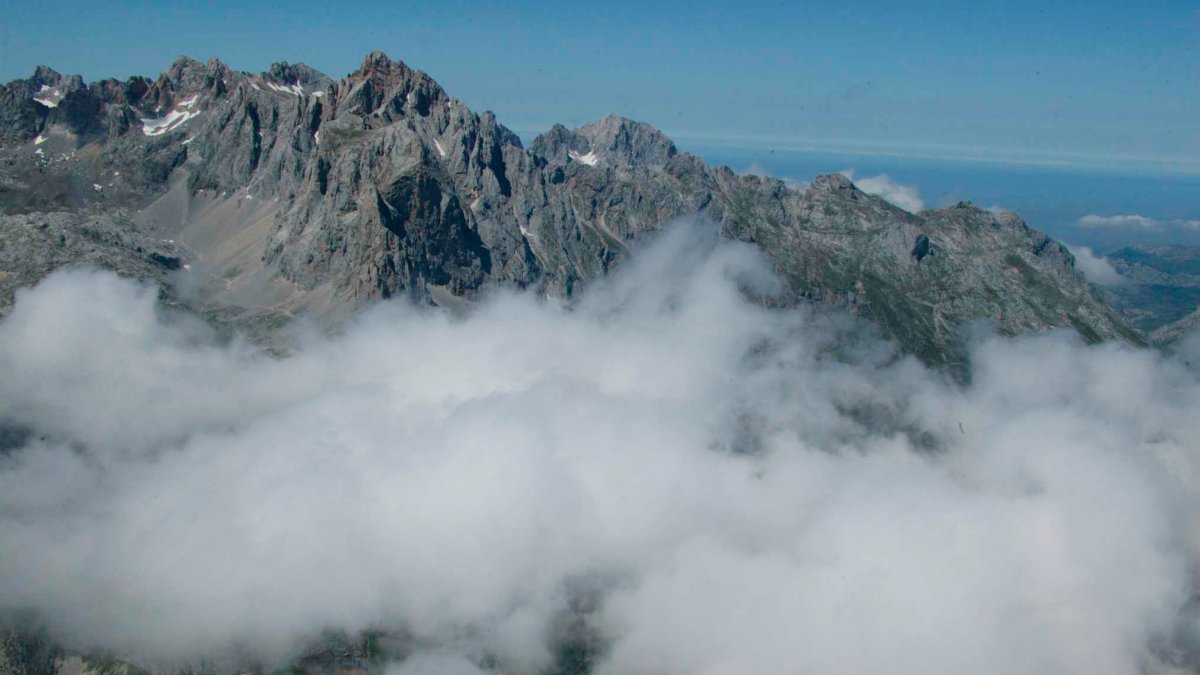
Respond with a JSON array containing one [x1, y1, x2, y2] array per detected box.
[[2, 0, 1197, 172]]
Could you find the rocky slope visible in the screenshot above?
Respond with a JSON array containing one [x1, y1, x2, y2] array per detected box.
[[0, 51, 1143, 371], [1153, 307, 1200, 346], [0, 211, 181, 316], [1105, 244, 1200, 333]]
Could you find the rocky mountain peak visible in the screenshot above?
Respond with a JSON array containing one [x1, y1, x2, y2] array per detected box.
[[205, 57, 232, 76], [930, 201, 1027, 230], [18, 66, 85, 99], [990, 209, 1025, 228], [264, 62, 331, 90], [527, 124, 583, 163], [351, 50, 414, 82], [144, 56, 207, 104], [580, 114, 677, 167], [357, 50, 395, 71], [809, 172, 856, 193], [338, 50, 446, 120], [161, 56, 206, 84], [29, 65, 62, 87], [529, 114, 677, 168]]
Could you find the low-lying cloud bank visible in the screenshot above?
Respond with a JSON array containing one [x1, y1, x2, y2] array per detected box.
[[1, 224, 1199, 675]]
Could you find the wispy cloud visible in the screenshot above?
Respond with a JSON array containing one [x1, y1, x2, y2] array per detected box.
[[840, 170, 924, 213], [1074, 214, 1200, 232], [1076, 214, 1160, 229]]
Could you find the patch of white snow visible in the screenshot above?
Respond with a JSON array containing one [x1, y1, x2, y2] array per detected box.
[[569, 150, 599, 166], [267, 82, 304, 96], [141, 105, 201, 136], [33, 85, 62, 108]]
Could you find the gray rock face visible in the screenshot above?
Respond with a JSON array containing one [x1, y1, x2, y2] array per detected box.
[[0, 51, 1143, 372]]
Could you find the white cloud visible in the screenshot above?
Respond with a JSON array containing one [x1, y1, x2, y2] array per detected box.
[[1, 223, 1199, 675], [1077, 214, 1160, 229], [1074, 215, 1200, 232], [1065, 244, 1127, 287], [840, 170, 925, 213]]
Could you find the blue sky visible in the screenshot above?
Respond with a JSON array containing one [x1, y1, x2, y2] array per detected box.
[[1, 0, 1197, 172]]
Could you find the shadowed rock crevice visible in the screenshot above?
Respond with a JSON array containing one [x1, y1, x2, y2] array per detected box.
[[373, 171, 491, 298]]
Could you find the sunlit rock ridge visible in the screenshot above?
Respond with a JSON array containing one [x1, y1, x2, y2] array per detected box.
[[0, 50, 1142, 368]]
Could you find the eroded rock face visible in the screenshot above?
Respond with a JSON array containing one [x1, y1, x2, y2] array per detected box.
[[0, 51, 1142, 370]]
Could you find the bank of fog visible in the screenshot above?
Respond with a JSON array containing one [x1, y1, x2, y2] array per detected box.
[[1, 224, 1199, 675]]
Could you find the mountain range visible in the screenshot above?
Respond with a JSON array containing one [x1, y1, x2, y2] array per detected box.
[[0, 51, 1153, 374]]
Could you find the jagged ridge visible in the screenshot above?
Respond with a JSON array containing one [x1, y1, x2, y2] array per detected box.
[[0, 51, 1144, 370]]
